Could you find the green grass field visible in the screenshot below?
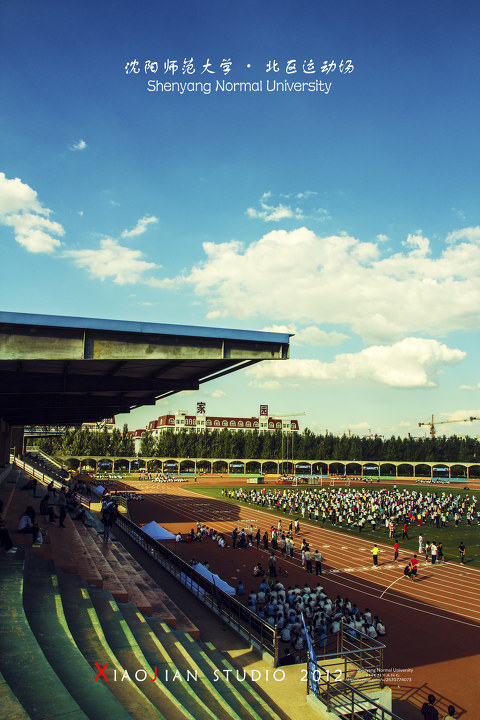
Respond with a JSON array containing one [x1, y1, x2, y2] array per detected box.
[[187, 484, 480, 567]]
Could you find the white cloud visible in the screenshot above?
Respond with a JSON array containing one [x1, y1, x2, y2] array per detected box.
[[247, 192, 330, 223], [262, 324, 295, 334], [296, 191, 317, 199], [246, 337, 465, 389], [261, 324, 347, 346], [63, 237, 157, 284], [247, 202, 303, 222], [70, 139, 87, 151], [0, 172, 64, 253], [295, 326, 348, 346], [121, 215, 159, 238], [211, 389, 227, 399], [171, 226, 480, 342], [438, 409, 480, 422], [342, 421, 370, 432], [376, 234, 389, 242], [451, 208, 466, 222], [445, 226, 480, 244]]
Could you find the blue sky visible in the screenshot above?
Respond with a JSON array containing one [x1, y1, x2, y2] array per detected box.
[[1, 0, 480, 438]]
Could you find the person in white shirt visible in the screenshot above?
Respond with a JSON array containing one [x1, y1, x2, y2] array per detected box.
[[331, 619, 341, 634], [366, 624, 378, 638], [294, 635, 304, 650]]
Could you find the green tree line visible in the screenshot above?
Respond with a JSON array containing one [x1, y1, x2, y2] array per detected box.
[[37, 427, 480, 463]]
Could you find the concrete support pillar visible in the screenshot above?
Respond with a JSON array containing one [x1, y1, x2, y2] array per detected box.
[[0, 419, 10, 467]]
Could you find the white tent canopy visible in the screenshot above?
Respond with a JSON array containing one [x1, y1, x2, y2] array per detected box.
[[141, 521, 176, 540], [191, 562, 235, 595]]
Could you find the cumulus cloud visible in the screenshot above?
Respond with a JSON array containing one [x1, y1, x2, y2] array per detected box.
[[295, 327, 348, 346], [169, 226, 480, 342], [262, 324, 347, 346], [445, 226, 480, 244], [437, 409, 480, 422], [246, 338, 465, 389], [63, 237, 157, 284], [211, 389, 227, 399], [70, 139, 87, 151], [0, 172, 64, 253], [121, 215, 159, 238]]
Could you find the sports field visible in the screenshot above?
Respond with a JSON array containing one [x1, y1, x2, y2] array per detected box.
[[113, 476, 480, 719], [188, 483, 480, 567]]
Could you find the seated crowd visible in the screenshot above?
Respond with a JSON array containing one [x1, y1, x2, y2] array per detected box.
[[242, 577, 386, 659], [179, 524, 228, 547]]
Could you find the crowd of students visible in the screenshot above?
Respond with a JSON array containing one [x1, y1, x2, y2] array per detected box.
[[140, 474, 188, 483], [230, 485, 479, 533], [242, 578, 386, 659]]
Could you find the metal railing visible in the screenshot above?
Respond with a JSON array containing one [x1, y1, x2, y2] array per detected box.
[[306, 652, 405, 720], [338, 623, 384, 683], [115, 513, 278, 663], [10, 454, 90, 509]]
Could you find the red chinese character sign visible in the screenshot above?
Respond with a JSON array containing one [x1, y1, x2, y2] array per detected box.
[[197, 402, 206, 414], [259, 405, 268, 416]]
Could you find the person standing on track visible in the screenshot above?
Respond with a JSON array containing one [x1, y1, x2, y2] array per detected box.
[[458, 541, 466, 564], [410, 554, 419, 581], [437, 541, 445, 563], [268, 552, 277, 577], [371, 544, 379, 566], [424, 540, 431, 562], [393, 540, 399, 562], [314, 549, 324, 575], [262, 531, 269, 551], [255, 528, 261, 548], [304, 546, 312, 573]]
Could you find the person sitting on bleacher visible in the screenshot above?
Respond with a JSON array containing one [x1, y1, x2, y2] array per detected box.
[[0, 516, 17, 553], [18, 511, 39, 542], [73, 507, 87, 524], [39, 494, 58, 523]]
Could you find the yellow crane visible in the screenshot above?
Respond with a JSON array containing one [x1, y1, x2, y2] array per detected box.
[[418, 414, 480, 438]]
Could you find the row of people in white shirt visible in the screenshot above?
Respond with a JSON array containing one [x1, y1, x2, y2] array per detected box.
[[245, 581, 386, 644]]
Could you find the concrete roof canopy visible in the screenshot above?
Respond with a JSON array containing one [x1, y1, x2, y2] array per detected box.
[[0, 312, 291, 426]]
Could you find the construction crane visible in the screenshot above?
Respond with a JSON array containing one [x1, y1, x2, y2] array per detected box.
[[418, 414, 480, 438], [365, 428, 383, 439]]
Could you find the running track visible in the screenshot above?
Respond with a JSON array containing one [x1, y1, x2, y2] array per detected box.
[[121, 481, 480, 719]]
